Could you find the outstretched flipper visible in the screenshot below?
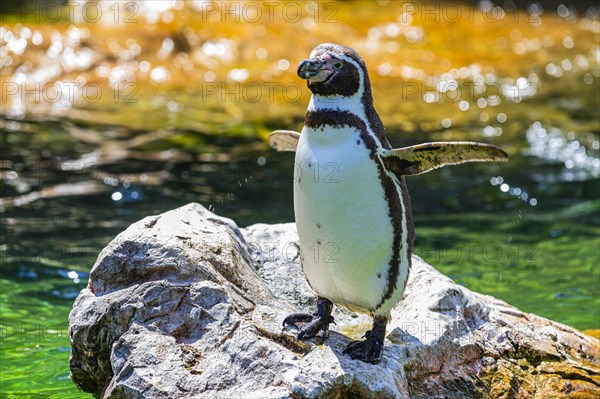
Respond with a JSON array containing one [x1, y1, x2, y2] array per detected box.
[[269, 130, 300, 152], [381, 141, 508, 176], [283, 297, 334, 342], [343, 315, 387, 364]]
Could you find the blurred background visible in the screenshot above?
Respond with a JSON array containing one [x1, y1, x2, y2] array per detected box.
[[1, 0, 599, 396]]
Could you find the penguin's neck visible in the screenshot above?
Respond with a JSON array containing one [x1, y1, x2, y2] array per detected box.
[[307, 91, 367, 122]]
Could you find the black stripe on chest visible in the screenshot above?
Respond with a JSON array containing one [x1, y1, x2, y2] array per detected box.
[[305, 110, 367, 130], [304, 109, 413, 311]]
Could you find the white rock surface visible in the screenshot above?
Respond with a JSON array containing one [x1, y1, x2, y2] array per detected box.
[[69, 203, 600, 398]]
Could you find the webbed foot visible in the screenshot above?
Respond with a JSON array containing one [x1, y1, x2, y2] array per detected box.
[[343, 315, 387, 364], [282, 297, 334, 342]]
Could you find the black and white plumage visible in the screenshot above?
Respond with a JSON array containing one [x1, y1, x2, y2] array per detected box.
[[271, 43, 508, 364]]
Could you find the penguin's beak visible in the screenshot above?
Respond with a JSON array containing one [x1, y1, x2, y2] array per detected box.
[[298, 59, 334, 82]]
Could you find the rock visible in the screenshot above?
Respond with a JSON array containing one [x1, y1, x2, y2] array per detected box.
[[69, 203, 600, 398]]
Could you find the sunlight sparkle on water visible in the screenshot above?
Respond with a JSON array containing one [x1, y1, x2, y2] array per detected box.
[[150, 66, 169, 82], [204, 71, 216, 82], [277, 59, 290, 71], [139, 60, 151, 73], [526, 122, 600, 181], [228, 68, 249, 82], [256, 48, 268, 60], [378, 63, 392, 76], [481, 126, 503, 137], [423, 92, 438, 103], [490, 176, 504, 186], [502, 76, 536, 102], [201, 39, 235, 63]]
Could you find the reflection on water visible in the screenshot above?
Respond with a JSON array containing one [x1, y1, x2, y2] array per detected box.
[[526, 121, 600, 181], [0, 0, 599, 395]]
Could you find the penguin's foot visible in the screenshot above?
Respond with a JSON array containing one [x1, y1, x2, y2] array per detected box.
[[343, 315, 387, 364], [343, 331, 384, 364], [282, 297, 334, 342]]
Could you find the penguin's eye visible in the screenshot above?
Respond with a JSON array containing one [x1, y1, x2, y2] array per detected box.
[[333, 62, 342, 69]]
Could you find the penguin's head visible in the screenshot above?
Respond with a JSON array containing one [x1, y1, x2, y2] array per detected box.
[[298, 43, 369, 97]]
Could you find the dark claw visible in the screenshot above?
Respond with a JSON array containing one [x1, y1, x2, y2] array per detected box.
[[282, 313, 314, 328], [298, 316, 328, 340], [282, 298, 334, 342]]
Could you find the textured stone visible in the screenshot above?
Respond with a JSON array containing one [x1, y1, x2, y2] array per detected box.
[[69, 203, 600, 398]]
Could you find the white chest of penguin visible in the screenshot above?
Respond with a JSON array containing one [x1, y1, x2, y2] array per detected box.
[[293, 124, 394, 312]]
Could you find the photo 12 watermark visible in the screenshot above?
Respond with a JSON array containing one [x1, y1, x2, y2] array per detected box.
[[1, 81, 139, 104], [1, 1, 139, 23], [417, 241, 540, 266], [0, 322, 69, 346], [200, 82, 302, 104], [198, 1, 339, 24], [399, 80, 539, 104], [398, 2, 544, 24], [1, 1, 340, 24]]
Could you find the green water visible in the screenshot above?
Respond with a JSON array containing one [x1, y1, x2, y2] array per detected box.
[[1, 1, 599, 396]]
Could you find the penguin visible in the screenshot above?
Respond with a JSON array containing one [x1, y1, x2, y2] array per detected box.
[[269, 43, 508, 364]]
